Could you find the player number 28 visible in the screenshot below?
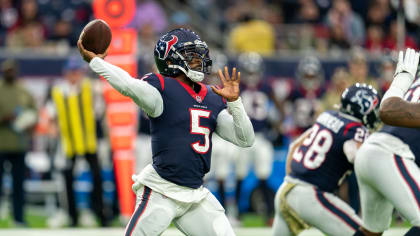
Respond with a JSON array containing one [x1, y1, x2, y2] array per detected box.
[[190, 108, 211, 154], [293, 124, 333, 169]]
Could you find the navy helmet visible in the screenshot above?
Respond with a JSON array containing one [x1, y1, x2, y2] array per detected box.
[[340, 83, 381, 129], [237, 52, 264, 86], [237, 52, 263, 74], [296, 55, 324, 90], [154, 28, 212, 82]]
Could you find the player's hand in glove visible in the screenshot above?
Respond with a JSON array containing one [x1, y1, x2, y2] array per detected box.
[[380, 48, 420, 127], [211, 66, 240, 102], [77, 40, 108, 63], [394, 48, 419, 82], [381, 48, 420, 114]]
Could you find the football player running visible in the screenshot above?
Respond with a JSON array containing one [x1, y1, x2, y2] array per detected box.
[[354, 48, 420, 236], [272, 83, 381, 236], [77, 28, 254, 236]]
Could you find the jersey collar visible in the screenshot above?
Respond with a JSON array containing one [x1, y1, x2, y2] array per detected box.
[[175, 80, 208, 103]]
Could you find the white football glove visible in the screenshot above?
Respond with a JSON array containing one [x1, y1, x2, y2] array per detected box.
[[394, 48, 419, 80], [382, 48, 420, 102]]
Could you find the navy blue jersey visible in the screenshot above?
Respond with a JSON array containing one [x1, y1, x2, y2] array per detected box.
[[288, 85, 325, 134], [290, 110, 368, 192], [141, 73, 226, 188], [240, 82, 272, 133], [138, 111, 151, 135], [381, 80, 420, 166]]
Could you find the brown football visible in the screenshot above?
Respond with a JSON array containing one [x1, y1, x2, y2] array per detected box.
[[80, 19, 112, 54]]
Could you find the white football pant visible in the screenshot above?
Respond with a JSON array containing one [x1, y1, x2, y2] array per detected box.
[[355, 137, 420, 232], [272, 178, 362, 236], [124, 185, 236, 236]]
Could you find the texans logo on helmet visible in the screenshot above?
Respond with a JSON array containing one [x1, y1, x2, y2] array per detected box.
[[155, 35, 178, 60], [351, 90, 378, 114]]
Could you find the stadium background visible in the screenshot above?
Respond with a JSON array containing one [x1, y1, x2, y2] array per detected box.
[[0, 0, 416, 235]]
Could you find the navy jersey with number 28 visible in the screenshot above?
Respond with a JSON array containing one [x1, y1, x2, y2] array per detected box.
[[290, 110, 368, 192], [141, 73, 226, 189]]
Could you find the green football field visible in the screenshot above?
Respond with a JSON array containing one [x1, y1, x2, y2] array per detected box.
[[0, 207, 411, 235]]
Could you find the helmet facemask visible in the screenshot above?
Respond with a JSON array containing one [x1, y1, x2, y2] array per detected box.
[[360, 97, 381, 130], [363, 106, 381, 130], [168, 43, 212, 82], [300, 73, 322, 91]]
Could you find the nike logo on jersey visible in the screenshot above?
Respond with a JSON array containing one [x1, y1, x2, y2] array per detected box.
[[196, 96, 202, 103]]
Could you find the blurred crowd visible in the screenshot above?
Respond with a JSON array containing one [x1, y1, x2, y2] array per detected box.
[[0, 0, 92, 52], [1, 0, 420, 55]]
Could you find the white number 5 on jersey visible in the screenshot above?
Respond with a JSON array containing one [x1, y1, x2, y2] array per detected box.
[[190, 108, 211, 154]]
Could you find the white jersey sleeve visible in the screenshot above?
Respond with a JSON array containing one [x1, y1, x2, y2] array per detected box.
[[89, 57, 164, 117], [216, 97, 255, 147]]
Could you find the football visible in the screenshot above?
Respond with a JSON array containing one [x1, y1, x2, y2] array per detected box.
[[79, 19, 112, 54]]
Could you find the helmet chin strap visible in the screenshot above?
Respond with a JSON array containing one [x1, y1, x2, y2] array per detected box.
[[186, 69, 205, 82], [169, 64, 205, 82]]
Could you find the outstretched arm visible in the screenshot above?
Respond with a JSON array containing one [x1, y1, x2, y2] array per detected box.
[[214, 67, 255, 147], [78, 40, 163, 117], [380, 48, 420, 127], [380, 97, 420, 127]]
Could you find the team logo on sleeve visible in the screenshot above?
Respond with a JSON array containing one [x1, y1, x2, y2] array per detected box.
[[155, 35, 178, 60]]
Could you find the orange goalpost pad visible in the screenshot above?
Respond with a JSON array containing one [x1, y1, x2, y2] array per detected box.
[[113, 150, 136, 217], [92, 0, 138, 219], [108, 29, 137, 55]]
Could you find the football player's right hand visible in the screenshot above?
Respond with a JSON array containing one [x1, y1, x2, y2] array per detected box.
[[77, 40, 108, 63], [394, 48, 419, 80]]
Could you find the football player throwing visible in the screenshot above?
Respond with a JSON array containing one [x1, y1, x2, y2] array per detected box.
[[78, 28, 254, 236]]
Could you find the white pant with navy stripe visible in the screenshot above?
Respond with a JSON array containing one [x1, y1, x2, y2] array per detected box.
[[124, 185, 235, 236], [272, 177, 362, 236], [355, 140, 420, 233]]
